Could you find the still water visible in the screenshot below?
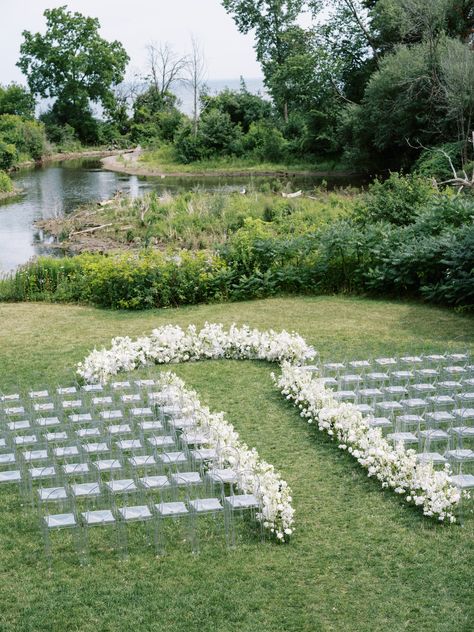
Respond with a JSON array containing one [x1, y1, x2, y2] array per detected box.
[[0, 158, 362, 273]]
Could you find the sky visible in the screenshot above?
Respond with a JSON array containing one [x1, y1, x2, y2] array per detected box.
[[0, 0, 264, 85]]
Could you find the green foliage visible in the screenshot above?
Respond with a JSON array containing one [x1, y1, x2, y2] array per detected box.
[[0, 140, 18, 170], [0, 83, 35, 118], [0, 170, 13, 193], [357, 172, 437, 225], [200, 83, 272, 133], [18, 6, 129, 143], [131, 86, 184, 145], [0, 114, 47, 161], [244, 121, 287, 161]]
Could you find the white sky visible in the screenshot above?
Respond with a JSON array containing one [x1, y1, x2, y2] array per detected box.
[[0, 0, 265, 85]]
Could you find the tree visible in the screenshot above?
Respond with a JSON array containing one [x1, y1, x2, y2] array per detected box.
[[185, 37, 207, 136], [17, 6, 129, 142], [0, 84, 35, 118], [146, 42, 188, 99], [222, 0, 305, 120]]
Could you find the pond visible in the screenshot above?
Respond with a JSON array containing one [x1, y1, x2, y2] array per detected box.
[[0, 158, 365, 273]]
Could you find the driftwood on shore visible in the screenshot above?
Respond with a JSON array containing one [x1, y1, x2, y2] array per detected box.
[[69, 223, 115, 237]]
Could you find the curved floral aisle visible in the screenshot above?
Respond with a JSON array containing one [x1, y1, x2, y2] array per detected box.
[[78, 323, 463, 525]]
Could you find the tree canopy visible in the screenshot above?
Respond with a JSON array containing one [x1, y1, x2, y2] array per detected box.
[[18, 6, 129, 142]]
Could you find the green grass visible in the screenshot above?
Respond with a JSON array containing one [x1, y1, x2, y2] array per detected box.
[[0, 296, 473, 631], [140, 145, 347, 174], [37, 189, 353, 252]]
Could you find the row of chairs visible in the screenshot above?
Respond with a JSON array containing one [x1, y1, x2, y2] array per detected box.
[[0, 378, 265, 562]]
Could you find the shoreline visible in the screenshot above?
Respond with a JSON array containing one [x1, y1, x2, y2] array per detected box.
[[14, 148, 135, 171], [0, 187, 23, 202], [101, 151, 361, 179]]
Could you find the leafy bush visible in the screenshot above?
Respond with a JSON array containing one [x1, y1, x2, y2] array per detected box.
[[0, 170, 13, 193], [357, 172, 437, 225], [0, 114, 47, 161], [0, 140, 17, 170], [243, 121, 287, 162]]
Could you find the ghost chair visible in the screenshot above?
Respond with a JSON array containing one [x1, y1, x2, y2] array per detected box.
[[137, 420, 164, 445], [223, 470, 263, 548], [153, 498, 192, 556], [449, 472, 474, 525], [187, 494, 225, 554], [41, 506, 81, 567], [78, 493, 119, 564]]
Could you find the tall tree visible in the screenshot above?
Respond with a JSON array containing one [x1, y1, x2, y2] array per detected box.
[[222, 0, 305, 120], [17, 6, 129, 142], [146, 42, 189, 99]]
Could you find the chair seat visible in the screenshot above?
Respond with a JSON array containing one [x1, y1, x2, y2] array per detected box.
[[191, 448, 219, 461], [81, 442, 109, 454], [93, 459, 122, 472], [0, 453, 16, 465], [353, 404, 374, 414], [450, 474, 474, 489], [108, 424, 132, 435], [76, 428, 101, 438], [46, 432, 68, 442], [207, 469, 238, 484], [82, 509, 115, 525], [30, 466, 56, 479], [225, 494, 259, 509], [116, 439, 142, 450], [8, 420, 30, 431], [82, 384, 103, 392], [171, 472, 202, 486], [36, 416, 61, 427], [23, 449, 48, 462], [100, 410, 123, 420], [63, 462, 90, 475], [168, 418, 196, 430], [449, 427, 474, 437], [105, 478, 137, 493], [180, 432, 210, 446], [39, 486, 68, 501], [418, 429, 449, 440], [188, 498, 223, 513], [387, 432, 418, 444], [131, 407, 153, 417], [367, 417, 392, 429], [139, 421, 163, 431], [416, 452, 447, 464], [14, 435, 37, 446], [121, 394, 141, 403], [45, 513, 76, 528], [147, 435, 175, 447], [155, 501, 188, 516], [159, 451, 187, 464], [71, 482, 101, 497], [118, 505, 152, 521], [445, 449, 474, 461], [69, 413, 92, 422], [54, 446, 79, 457], [0, 470, 21, 483], [63, 400, 83, 410], [111, 381, 131, 390], [139, 475, 170, 489], [129, 455, 156, 467]]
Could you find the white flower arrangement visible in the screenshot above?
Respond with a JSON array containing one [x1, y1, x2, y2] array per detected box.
[[274, 363, 462, 523], [77, 322, 316, 384], [77, 322, 462, 525], [152, 371, 294, 541]]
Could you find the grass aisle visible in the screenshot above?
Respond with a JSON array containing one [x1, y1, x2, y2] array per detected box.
[[0, 296, 472, 632]]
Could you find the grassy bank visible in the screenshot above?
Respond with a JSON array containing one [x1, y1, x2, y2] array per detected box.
[[0, 296, 473, 631], [35, 189, 354, 253], [102, 144, 350, 177]]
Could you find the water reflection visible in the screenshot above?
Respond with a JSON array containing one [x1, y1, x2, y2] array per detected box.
[[0, 158, 365, 273]]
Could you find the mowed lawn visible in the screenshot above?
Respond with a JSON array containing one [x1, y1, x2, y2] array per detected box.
[[0, 296, 473, 632]]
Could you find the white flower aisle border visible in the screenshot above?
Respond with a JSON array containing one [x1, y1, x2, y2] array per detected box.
[[77, 322, 463, 529], [274, 364, 462, 522], [154, 371, 294, 541]]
